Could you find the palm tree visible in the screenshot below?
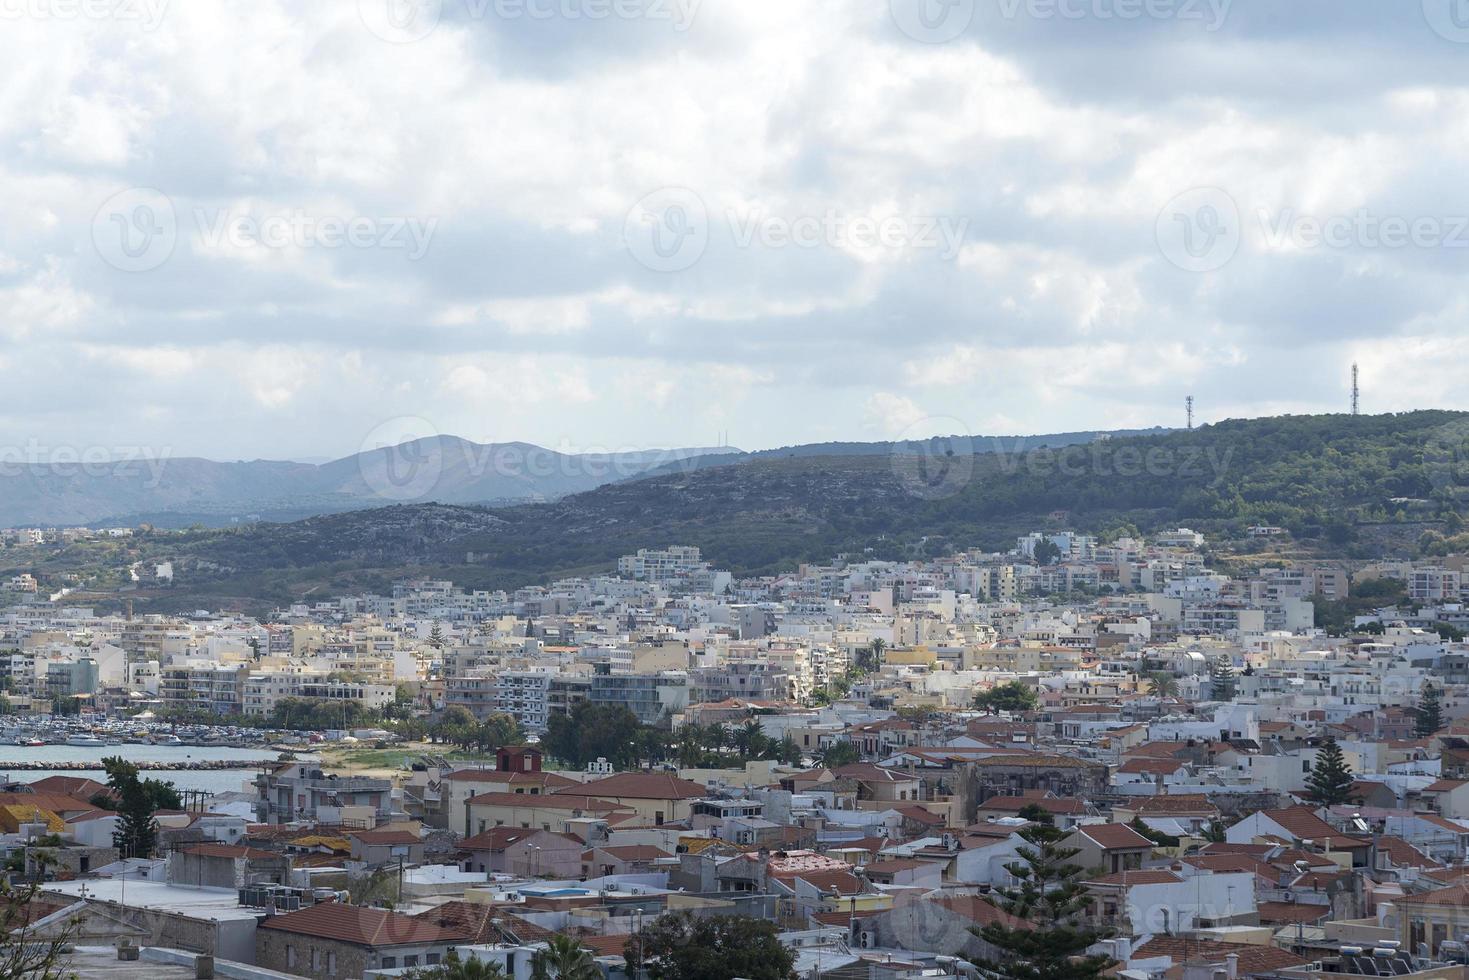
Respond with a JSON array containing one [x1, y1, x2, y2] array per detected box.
[[1147, 672, 1179, 698], [410, 949, 507, 980], [530, 934, 599, 980]]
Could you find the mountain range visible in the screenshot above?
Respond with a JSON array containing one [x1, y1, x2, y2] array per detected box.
[[0, 428, 1161, 528], [18, 410, 1468, 615]]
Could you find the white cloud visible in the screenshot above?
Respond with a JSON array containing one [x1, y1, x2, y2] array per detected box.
[[1, 2, 1466, 456]]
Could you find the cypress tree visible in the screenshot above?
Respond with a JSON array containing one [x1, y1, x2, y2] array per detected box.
[[1304, 736, 1356, 807], [1416, 683, 1444, 737], [973, 822, 1115, 980]]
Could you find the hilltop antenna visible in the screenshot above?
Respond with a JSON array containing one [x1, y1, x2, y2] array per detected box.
[[1186, 396, 1195, 431], [1351, 363, 1360, 416]]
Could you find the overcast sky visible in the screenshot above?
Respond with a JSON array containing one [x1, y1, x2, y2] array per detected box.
[[5, 1, 1469, 462]]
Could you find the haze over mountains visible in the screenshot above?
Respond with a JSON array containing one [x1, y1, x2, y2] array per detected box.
[[1, 428, 1166, 529]]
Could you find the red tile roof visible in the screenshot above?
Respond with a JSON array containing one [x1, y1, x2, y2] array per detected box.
[[1132, 938, 1307, 975], [1074, 823, 1154, 850], [1087, 870, 1183, 886], [184, 843, 280, 861], [1256, 901, 1331, 925], [351, 830, 421, 846], [260, 903, 466, 946], [572, 772, 707, 801]]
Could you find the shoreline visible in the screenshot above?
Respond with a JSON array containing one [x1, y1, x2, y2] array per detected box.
[[0, 759, 282, 772]]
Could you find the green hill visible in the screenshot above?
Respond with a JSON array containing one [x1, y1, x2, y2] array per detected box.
[[17, 410, 1469, 613]]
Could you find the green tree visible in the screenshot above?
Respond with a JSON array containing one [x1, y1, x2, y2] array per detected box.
[[409, 948, 507, 980], [542, 703, 641, 770], [102, 756, 161, 859], [1304, 737, 1357, 806], [1146, 672, 1178, 698], [0, 880, 78, 979], [428, 621, 446, 649], [974, 680, 1039, 714], [1416, 683, 1444, 737], [816, 741, 859, 768], [973, 820, 1115, 980], [1208, 655, 1236, 701], [1032, 539, 1064, 566], [530, 934, 600, 980], [628, 912, 796, 980]]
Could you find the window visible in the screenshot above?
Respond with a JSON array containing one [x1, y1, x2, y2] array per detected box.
[[327, 953, 337, 975], [286, 946, 297, 968], [311, 950, 320, 970], [655, 811, 665, 825], [405, 956, 419, 967], [427, 953, 441, 965], [382, 957, 397, 969]]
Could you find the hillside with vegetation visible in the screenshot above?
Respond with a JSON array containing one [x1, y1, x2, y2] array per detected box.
[[10, 411, 1469, 613]]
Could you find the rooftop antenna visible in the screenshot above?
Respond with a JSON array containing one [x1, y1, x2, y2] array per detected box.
[[1186, 396, 1195, 431], [1351, 363, 1360, 416]]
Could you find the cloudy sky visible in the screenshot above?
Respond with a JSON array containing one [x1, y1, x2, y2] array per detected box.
[[5, 0, 1469, 462]]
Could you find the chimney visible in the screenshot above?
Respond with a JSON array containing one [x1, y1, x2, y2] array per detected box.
[[1225, 953, 1239, 979]]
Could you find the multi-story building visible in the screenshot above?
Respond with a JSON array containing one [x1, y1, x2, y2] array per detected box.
[[590, 669, 689, 726], [160, 661, 250, 715], [241, 670, 393, 718], [254, 762, 394, 826]]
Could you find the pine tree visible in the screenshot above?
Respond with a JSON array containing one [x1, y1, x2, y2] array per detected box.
[[972, 822, 1115, 980], [103, 757, 159, 859], [1416, 683, 1444, 737], [1304, 736, 1357, 807], [428, 621, 445, 649], [1208, 655, 1236, 701]]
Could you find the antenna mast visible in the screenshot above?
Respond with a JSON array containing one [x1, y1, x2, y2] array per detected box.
[[1186, 396, 1195, 431], [1351, 363, 1360, 416]]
